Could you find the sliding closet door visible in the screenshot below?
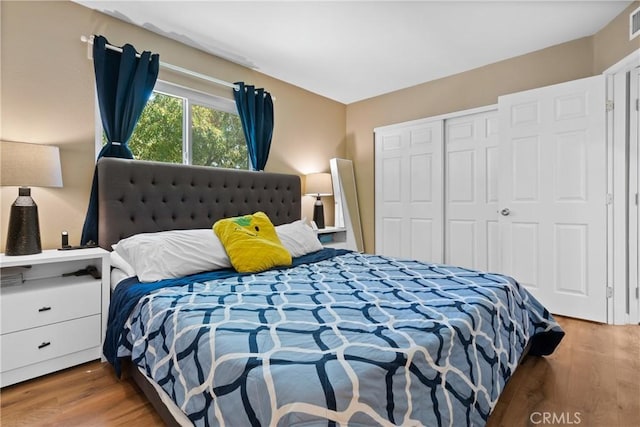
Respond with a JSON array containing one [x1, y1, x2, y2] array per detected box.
[[445, 110, 500, 272], [375, 120, 444, 263], [498, 75, 607, 322]]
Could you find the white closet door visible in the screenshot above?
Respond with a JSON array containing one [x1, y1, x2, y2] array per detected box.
[[498, 75, 607, 322], [375, 120, 444, 263], [445, 110, 500, 272]]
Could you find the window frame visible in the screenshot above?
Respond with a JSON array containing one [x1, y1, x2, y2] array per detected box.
[[94, 80, 247, 168]]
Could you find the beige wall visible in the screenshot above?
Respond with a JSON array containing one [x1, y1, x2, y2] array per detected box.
[[593, 1, 640, 74], [0, 0, 346, 250], [347, 1, 640, 253]]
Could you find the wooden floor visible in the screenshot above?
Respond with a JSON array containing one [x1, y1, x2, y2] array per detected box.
[[1, 316, 638, 426], [487, 316, 640, 427]]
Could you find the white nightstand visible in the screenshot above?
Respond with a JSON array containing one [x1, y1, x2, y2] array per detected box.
[[0, 248, 110, 387], [317, 226, 348, 249]]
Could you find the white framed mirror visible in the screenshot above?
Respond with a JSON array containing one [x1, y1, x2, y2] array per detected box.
[[330, 158, 364, 252]]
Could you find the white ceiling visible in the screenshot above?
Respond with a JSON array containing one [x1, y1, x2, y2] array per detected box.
[[74, 1, 633, 104]]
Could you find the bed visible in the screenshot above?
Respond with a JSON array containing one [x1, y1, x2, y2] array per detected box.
[[97, 157, 564, 427]]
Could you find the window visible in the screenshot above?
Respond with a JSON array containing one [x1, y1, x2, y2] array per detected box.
[[117, 81, 248, 169]]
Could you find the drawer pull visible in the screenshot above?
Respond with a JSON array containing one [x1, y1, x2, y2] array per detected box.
[[38, 341, 51, 349], [38, 306, 52, 312]]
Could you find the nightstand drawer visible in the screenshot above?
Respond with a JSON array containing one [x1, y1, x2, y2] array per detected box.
[[0, 315, 101, 372], [1, 278, 101, 334]]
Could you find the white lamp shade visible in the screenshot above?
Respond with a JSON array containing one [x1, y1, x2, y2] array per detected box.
[[305, 173, 332, 196], [0, 141, 63, 188]]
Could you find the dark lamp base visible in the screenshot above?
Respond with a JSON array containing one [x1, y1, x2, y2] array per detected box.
[[5, 187, 42, 256], [313, 196, 325, 229]]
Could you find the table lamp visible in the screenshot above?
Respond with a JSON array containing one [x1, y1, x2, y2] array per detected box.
[[1, 141, 63, 255], [305, 172, 332, 229]]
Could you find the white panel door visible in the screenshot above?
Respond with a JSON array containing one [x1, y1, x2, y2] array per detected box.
[[445, 110, 500, 272], [375, 120, 444, 262], [498, 75, 607, 322]]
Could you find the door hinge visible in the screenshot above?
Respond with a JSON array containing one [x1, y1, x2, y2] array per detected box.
[[636, 193, 639, 206], [636, 98, 639, 112], [606, 100, 614, 112], [636, 287, 639, 299], [606, 193, 613, 205], [607, 287, 614, 298]]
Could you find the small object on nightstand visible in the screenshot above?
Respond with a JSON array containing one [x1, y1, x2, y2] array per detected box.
[[62, 265, 101, 280], [61, 231, 70, 249], [318, 234, 334, 244]]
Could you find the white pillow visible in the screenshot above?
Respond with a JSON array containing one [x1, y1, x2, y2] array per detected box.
[[114, 229, 231, 282], [276, 220, 323, 258], [110, 250, 136, 278]]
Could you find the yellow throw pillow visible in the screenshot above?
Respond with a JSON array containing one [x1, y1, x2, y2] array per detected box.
[[213, 212, 292, 273]]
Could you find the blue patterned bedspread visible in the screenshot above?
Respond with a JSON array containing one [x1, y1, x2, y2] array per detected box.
[[109, 250, 563, 426]]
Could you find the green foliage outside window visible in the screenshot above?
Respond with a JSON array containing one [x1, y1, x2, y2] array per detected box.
[[128, 92, 183, 163], [117, 91, 248, 169], [191, 104, 247, 169]]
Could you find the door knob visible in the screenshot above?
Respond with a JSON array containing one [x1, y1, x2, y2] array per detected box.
[[499, 208, 511, 216]]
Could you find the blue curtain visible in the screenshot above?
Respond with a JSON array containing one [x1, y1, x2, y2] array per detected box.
[[81, 35, 159, 245], [233, 82, 274, 171]]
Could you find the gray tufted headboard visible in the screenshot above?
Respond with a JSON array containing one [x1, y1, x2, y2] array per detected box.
[[97, 158, 302, 250]]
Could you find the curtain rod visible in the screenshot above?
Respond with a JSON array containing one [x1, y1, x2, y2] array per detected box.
[[80, 35, 238, 91]]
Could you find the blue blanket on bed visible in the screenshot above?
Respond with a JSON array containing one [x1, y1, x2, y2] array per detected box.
[[106, 250, 563, 426], [104, 248, 350, 374]]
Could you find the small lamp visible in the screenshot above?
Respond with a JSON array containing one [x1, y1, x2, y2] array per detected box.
[[305, 172, 332, 229], [1, 141, 63, 256]]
